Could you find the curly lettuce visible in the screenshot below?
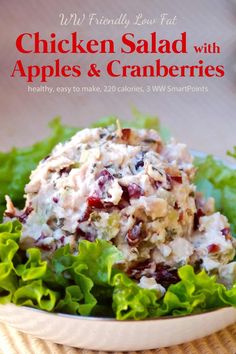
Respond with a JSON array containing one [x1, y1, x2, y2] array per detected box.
[[0, 221, 235, 320], [227, 147, 236, 160], [0, 118, 78, 215], [153, 266, 236, 317], [194, 155, 236, 236]]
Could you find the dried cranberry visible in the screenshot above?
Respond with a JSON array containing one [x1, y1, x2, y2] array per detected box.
[[97, 169, 113, 182], [76, 226, 86, 238], [193, 208, 205, 230], [117, 198, 129, 210], [85, 234, 96, 242], [221, 227, 230, 236], [76, 226, 95, 242], [117, 186, 130, 209], [121, 128, 131, 141], [121, 185, 130, 202], [91, 169, 114, 201], [127, 260, 154, 280], [221, 228, 231, 240], [59, 236, 65, 245], [78, 205, 92, 222], [171, 175, 183, 184], [155, 264, 180, 288], [40, 243, 54, 252], [155, 180, 163, 189], [53, 197, 59, 203], [126, 222, 143, 246], [194, 259, 203, 272], [103, 201, 114, 209], [87, 195, 104, 209], [59, 166, 72, 176], [165, 175, 173, 191], [47, 216, 59, 230], [127, 183, 143, 199], [207, 244, 220, 253], [174, 202, 180, 210], [18, 206, 34, 223]]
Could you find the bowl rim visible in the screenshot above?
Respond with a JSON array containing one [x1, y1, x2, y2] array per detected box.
[[3, 303, 233, 323]]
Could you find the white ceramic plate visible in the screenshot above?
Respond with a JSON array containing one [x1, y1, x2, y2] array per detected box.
[[0, 304, 235, 351], [0, 151, 235, 351]]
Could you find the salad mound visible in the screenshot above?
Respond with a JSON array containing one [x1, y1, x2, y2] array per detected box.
[[4, 124, 236, 293], [0, 114, 236, 320]]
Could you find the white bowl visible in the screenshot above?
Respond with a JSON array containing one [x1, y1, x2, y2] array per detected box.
[[0, 304, 235, 351]]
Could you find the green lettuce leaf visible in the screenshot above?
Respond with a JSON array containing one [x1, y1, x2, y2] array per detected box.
[[0, 221, 97, 315], [13, 280, 58, 312], [43, 248, 98, 316], [75, 239, 123, 285], [0, 118, 78, 215], [194, 155, 236, 235], [227, 146, 236, 159], [128, 107, 170, 142], [0, 221, 235, 320], [0, 221, 22, 304], [55, 285, 87, 315], [112, 272, 161, 320], [15, 248, 47, 281], [154, 265, 236, 317], [45, 239, 122, 316], [91, 116, 117, 128]]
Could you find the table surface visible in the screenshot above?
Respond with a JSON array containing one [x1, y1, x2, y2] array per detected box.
[[0, 0, 235, 352]]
